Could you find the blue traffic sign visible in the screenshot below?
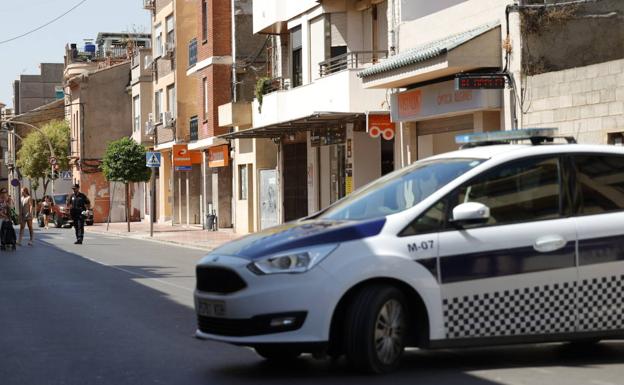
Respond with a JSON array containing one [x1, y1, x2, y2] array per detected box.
[[175, 165, 192, 171], [146, 152, 161, 168]]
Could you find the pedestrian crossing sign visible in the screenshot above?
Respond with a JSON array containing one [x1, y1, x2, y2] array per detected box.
[[146, 152, 161, 168]]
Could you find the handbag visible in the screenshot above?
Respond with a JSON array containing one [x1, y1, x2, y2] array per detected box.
[[10, 208, 18, 225]]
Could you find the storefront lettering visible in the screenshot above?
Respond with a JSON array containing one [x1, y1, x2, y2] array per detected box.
[[397, 89, 422, 119], [437, 90, 473, 106]]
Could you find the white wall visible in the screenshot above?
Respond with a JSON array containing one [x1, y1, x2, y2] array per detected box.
[[352, 131, 381, 189], [400, 0, 469, 22], [253, 0, 320, 33], [253, 70, 387, 128]]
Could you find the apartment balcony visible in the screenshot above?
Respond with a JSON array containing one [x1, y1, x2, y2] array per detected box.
[[252, 65, 387, 129], [319, 51, 388, 77]]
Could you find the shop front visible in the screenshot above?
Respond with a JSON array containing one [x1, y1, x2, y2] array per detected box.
[[392, 80, 502, 160]]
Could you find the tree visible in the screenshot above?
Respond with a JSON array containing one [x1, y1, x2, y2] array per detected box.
[[101, 137, 151, 232], [16, 120, 70, 196]]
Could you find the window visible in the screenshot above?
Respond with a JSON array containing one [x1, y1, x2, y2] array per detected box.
[[319, 158, 483, 221], [154, 24, 163, 57], [203, 77, 208, 116], [166, 15, 175, 46], [202, 1, 208, 42], [573, 155, 624, 215], [291, 26, 302, 87], [401, 200, 447, 236], [167, 85, 176, 117], [133, 96, 140, 132], [189, 116, 199, 141], [454, 157, 561, 227], [154, 90, 163, 122], [239, 165, 248, 200]]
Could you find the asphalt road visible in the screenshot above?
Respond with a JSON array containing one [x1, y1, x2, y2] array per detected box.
[[1, 227, 623, 385]]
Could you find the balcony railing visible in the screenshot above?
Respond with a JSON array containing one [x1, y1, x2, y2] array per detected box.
[[319, 50, 388, 77], [189, 39, 198, 68]]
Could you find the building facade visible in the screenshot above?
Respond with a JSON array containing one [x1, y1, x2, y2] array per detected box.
[[12, 63, 64, 116], [145, 0, 200, 225], [224, 0, 391, 232], [64, 34, 145, 223]]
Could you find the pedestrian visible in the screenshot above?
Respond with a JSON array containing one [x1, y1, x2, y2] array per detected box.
[[0, 188, 16, 250], [67, 183, 90, 245], [18, 187, 34, 246], [41, 195, 52, 229]]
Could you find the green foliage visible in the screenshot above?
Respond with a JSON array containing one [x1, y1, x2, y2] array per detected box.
[[254, 77, 271, 113], [16, 120, 70, 183], [101, 137, 151, 183]]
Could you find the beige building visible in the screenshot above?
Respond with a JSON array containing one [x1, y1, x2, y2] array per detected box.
[[144, 0, 199, 224], [64, 35, 148, 223]]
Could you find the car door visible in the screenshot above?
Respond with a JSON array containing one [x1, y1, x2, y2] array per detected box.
[[571, 154, 624, 334], [436, 156, 578, 341]]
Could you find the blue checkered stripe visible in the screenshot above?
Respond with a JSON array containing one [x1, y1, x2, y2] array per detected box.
[[442, 282, 577, 339], [577, 274, 624, 331]]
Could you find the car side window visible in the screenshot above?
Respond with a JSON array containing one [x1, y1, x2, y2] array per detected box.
[[400, 200, 447, 236], [454, 157, 561, 227], [573, 155, 624, 215]]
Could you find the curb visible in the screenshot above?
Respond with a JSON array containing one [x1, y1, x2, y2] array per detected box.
[[85, 228, 216, 252]]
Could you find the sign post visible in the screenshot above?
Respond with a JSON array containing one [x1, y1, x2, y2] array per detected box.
[[146, 151, 162, 237]]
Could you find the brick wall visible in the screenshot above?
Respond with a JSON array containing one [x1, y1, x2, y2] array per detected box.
[[523, 59, 624, 143], [198, 65, 231, 138], [195, 0, 233, 139]]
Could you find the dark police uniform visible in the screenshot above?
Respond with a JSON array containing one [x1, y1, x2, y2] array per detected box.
[[69, 192, 90, 243]]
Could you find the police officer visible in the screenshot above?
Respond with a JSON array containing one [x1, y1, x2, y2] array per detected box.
[[68, 183, 90, 245]]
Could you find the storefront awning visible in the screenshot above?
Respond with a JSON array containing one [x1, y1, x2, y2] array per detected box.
[[359, 22, 501, 89], [219, 112, 365, 139]]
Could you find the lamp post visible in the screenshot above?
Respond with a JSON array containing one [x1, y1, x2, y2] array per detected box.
[[0, 119, 57, 197]]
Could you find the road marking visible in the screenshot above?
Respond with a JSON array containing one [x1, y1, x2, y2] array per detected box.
[[82, 256, 194, 293]]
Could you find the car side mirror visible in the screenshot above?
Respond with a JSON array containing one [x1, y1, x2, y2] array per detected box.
[[451, 202, 490, 225]]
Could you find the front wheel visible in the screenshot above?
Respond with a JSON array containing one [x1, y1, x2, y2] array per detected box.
[[255, 345, 301, 362], [345, 285, 408, 374]]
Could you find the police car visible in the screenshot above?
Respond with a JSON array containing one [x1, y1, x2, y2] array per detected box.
[[195, 129, 624, 373]]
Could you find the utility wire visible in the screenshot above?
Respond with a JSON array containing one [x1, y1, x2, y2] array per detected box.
[[0, 0, 89, 46]]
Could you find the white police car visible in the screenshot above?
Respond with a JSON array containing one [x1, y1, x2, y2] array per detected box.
[[195, 128, 624, 373]]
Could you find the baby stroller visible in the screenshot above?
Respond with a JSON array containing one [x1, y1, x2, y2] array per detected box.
[[1, 219, 17, 250]]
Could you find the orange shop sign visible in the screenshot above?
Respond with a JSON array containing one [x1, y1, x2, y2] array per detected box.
[[368, 114, 395, 140], [208, 145, 229, 168], [173, 144, 191, 167], [396, 89, 422, 121]]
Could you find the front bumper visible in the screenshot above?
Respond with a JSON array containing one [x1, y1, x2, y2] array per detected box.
[[194, 255, 338, 345]]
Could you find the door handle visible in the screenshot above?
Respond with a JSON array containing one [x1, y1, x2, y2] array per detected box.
[[533, 235, 568, 253]]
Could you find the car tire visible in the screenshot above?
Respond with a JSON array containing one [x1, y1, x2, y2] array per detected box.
[[344, 285, 408, 374], [255, 345, 302, 361], [54, 216, 63, 228], [38, 218, 45, 228]]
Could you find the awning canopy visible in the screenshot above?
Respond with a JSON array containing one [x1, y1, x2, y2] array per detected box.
[[220, 112, 364, 139], [359, 22, 502, 89]]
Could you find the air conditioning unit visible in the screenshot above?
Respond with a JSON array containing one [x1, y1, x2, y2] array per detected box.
[[145, 113, 155, 135], [162, 111, 175, 128], [144, 55, 153, 70], [143, 0, 155, 10]]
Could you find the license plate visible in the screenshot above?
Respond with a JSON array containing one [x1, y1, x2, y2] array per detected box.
[[196, 298, 226, 317]]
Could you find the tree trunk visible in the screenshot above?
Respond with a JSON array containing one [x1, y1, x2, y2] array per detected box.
[[125, 182, 130, 232]]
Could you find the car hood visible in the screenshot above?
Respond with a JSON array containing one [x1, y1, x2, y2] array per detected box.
[[210, 217, 386, 260]]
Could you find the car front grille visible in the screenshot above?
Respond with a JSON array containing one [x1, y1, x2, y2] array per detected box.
[[196, 266, 247, 294], [197, 312, 307, 337]]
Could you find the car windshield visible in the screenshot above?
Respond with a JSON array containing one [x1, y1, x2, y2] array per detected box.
[[53, 195, 66, 205], [319, 158, 484, 221]]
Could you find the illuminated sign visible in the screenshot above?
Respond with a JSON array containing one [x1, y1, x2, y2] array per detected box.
[[455, 74, 507, 90]]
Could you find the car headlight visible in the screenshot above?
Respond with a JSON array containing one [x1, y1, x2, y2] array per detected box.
[[247, 244, 338, 275]]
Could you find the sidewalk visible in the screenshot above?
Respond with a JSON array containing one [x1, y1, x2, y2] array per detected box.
[[86, 221, 242, 251]]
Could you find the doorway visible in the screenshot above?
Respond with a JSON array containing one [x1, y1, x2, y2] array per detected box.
[[329, 144, 346, 204], [282, 143, 308, 222]]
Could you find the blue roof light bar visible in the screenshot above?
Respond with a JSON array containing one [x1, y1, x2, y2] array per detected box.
[[456, 128, 559, 145]]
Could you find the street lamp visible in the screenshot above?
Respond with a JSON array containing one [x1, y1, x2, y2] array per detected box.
[[0, 119, 57, 197]]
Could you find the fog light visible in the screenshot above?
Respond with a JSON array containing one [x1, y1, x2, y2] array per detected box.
[[270, 317, 296, 328]]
